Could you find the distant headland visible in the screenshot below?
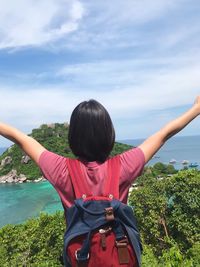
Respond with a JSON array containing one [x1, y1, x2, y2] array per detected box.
[[0, 123, 132, 184]]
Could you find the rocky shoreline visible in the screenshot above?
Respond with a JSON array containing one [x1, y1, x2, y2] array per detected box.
[[0, 155, 46, 184], [0, 169, 45, 184]]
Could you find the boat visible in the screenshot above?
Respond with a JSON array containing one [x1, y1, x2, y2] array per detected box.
[[169, 159, 176, 164], [189, 162, 198, 168], [181, 160, 189, 165]]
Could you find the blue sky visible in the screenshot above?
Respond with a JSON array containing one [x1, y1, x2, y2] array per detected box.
[[0, 0, 200, 146]]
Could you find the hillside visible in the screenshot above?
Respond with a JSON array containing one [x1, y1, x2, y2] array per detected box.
[[0, 123, 132, 180], [0, 168, 199, 266]]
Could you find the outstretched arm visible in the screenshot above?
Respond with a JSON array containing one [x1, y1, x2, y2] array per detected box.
[[0, 123, 46, 165], [139, 96, 200, 163]]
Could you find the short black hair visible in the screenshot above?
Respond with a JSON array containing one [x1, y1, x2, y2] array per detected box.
[[68, 99, 115, 162]]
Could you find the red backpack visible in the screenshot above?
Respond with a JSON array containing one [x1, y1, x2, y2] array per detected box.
[[63, 156, 141, 267]]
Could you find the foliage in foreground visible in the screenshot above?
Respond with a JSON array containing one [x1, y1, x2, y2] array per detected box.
[[129, 169, 200, 253], [0, 168, 199, 266], [0, 212, 65, 266], [129, 168, 200, 266]]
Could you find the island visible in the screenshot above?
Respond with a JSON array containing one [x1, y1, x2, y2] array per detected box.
[[0, 123, 132, 183]]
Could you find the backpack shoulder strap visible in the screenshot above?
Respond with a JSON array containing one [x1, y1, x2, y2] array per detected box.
[[103, 155, 120, 200], [66, 158, 92, 199]]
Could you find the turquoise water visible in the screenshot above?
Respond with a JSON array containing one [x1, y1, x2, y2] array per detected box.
[[0, 135, 200, 227], [0, 181, 63, 227]]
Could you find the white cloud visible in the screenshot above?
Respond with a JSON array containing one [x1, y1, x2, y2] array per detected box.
[[0, 56, 200, 146], [43, 0, 199, 68], [0, 0, 84, 49], [0, 56, 199, 125], [56, 55, 200, 109], [85, 0, 181, 25], [1, 0, 200, 146], [0, 0, 186, 51]]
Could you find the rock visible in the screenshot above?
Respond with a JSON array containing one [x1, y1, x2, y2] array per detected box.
[[0, 169, 17, 183], [34, 177, 44, 182], [0, 170, 45, 184], [18, 174, 27, 182], [47, 123, 55, 129], [6, 176, 16, 183], [1, 156, 12, 166], [21, 155, 31, 164], [0, 169, 27, 183]]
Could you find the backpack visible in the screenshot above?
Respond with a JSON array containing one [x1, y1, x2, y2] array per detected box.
[[63, 156, 142, 267]]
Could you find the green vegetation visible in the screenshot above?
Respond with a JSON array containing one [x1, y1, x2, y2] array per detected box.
[[0, 166, 199, 266], [0, 123, 199, 265], [0, 123, 132, 179], [129, 168, 200, 266], [0, 213, 65, 266]]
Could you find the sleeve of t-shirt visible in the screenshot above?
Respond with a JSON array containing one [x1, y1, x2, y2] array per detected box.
[[38, 150, 68, 186], [119, 147, 145, 186]]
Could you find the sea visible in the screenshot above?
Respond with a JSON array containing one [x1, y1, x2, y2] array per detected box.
[[0, 135, 200, 227]]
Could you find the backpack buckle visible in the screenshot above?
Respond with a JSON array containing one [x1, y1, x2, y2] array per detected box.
[[115, 237, 129, 264], [105, 207, 114, 221], [75, 249, 89, 261], [99, 227, 112, 249]]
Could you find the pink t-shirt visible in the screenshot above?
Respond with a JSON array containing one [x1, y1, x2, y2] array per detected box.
[[39, 147, 145, 208]]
